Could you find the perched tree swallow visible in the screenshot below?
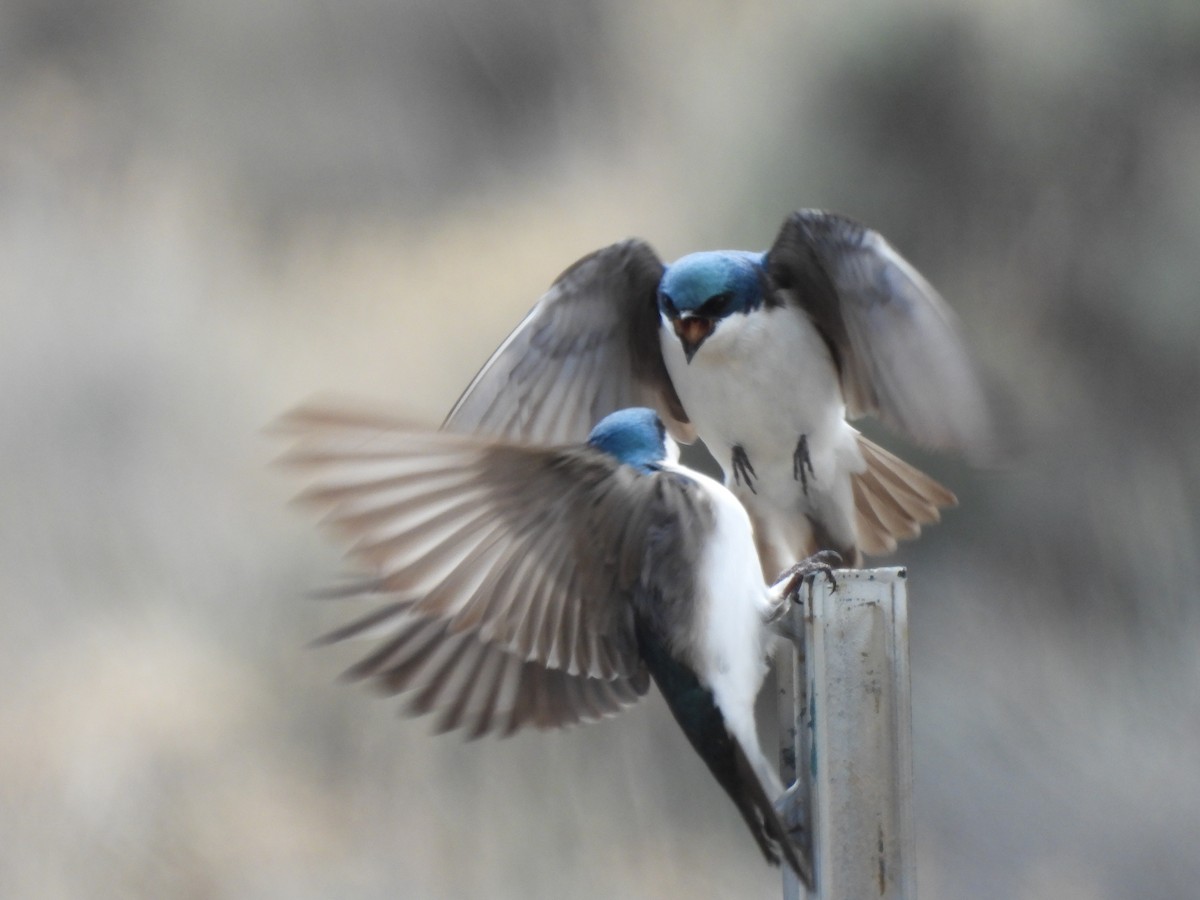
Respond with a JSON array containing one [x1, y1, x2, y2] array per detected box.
[[278, 406, 821, 886], [444, 210, 997, 576]]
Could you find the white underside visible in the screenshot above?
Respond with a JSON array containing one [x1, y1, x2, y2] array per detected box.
[[661, 306, 866, 566], [662, 460, 782, 796]]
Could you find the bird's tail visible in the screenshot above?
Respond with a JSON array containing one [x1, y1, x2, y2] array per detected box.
[[726, 740, 813, 888], [852, 435, 957, 557]]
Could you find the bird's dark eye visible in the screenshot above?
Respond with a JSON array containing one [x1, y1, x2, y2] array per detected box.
[[698, 292, 733, 317], [659, 293, 678, 317]]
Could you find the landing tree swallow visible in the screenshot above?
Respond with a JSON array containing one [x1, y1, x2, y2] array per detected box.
[[444, 210, 997, 576], [278, 406, 817, 886]]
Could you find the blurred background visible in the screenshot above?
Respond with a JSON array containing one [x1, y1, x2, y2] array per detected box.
[[2, 1, 1198, 897]]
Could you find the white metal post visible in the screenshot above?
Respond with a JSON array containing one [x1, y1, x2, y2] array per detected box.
[[778, 568, 916, 900]]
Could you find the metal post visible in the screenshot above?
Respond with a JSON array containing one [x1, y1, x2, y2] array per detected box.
[[778, 568, 915, 900]]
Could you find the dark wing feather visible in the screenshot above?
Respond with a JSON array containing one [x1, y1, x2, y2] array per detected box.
[[443, 240, 695, 443], [334, 598, 651, 738], [276, 406, 706, 734], [766, 210, 998, 461]]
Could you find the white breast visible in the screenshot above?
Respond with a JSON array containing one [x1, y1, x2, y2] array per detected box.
[[660, 307, 867, 569], [661, 306, 856, 482]]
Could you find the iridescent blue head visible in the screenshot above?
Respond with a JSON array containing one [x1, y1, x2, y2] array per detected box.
[[658, 250, 768, 361], [587, 407, 668, 473]]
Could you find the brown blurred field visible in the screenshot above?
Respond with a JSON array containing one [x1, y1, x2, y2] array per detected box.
[[2, 2, 1199, 898]]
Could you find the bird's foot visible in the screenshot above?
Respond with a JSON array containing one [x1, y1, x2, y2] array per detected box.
[[774, 780, 809, 847], [792, 434, 815, 495], [775, 550, 842, 601], [731, 444, 758, 494], [767, 551, 841, 643]]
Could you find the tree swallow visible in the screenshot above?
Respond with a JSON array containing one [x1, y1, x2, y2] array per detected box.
[[278, 405, 817, 886], [444, 210, 997, 576]]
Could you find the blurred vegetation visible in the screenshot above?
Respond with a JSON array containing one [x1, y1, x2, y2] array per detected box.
[[2, 1, 1198, 898]]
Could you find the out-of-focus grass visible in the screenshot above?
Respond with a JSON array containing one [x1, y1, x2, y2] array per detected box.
[[2, 2, 1199, 898]]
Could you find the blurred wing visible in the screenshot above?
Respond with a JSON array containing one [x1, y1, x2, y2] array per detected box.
[[444, 240, 695, 443], [276, 407, 704, 732], [766, 210, 997, 461], [319, 597, 650, 738]]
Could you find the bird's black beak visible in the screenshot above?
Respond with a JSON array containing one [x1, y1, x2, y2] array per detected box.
[[673, 315, 714, 363]]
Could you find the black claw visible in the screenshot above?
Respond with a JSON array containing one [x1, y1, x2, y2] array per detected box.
[[731, 444, 758, 495], [776, 550, 843, 599], [792, 434, 815, 495]]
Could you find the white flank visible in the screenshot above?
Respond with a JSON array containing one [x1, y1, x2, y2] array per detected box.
[[663, 461, 782, 795]]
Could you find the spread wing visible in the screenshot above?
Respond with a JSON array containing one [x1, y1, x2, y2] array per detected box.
[[444, 240, 695, 444], [766, 210, 998, 461], [276, 406, 709, 736]]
